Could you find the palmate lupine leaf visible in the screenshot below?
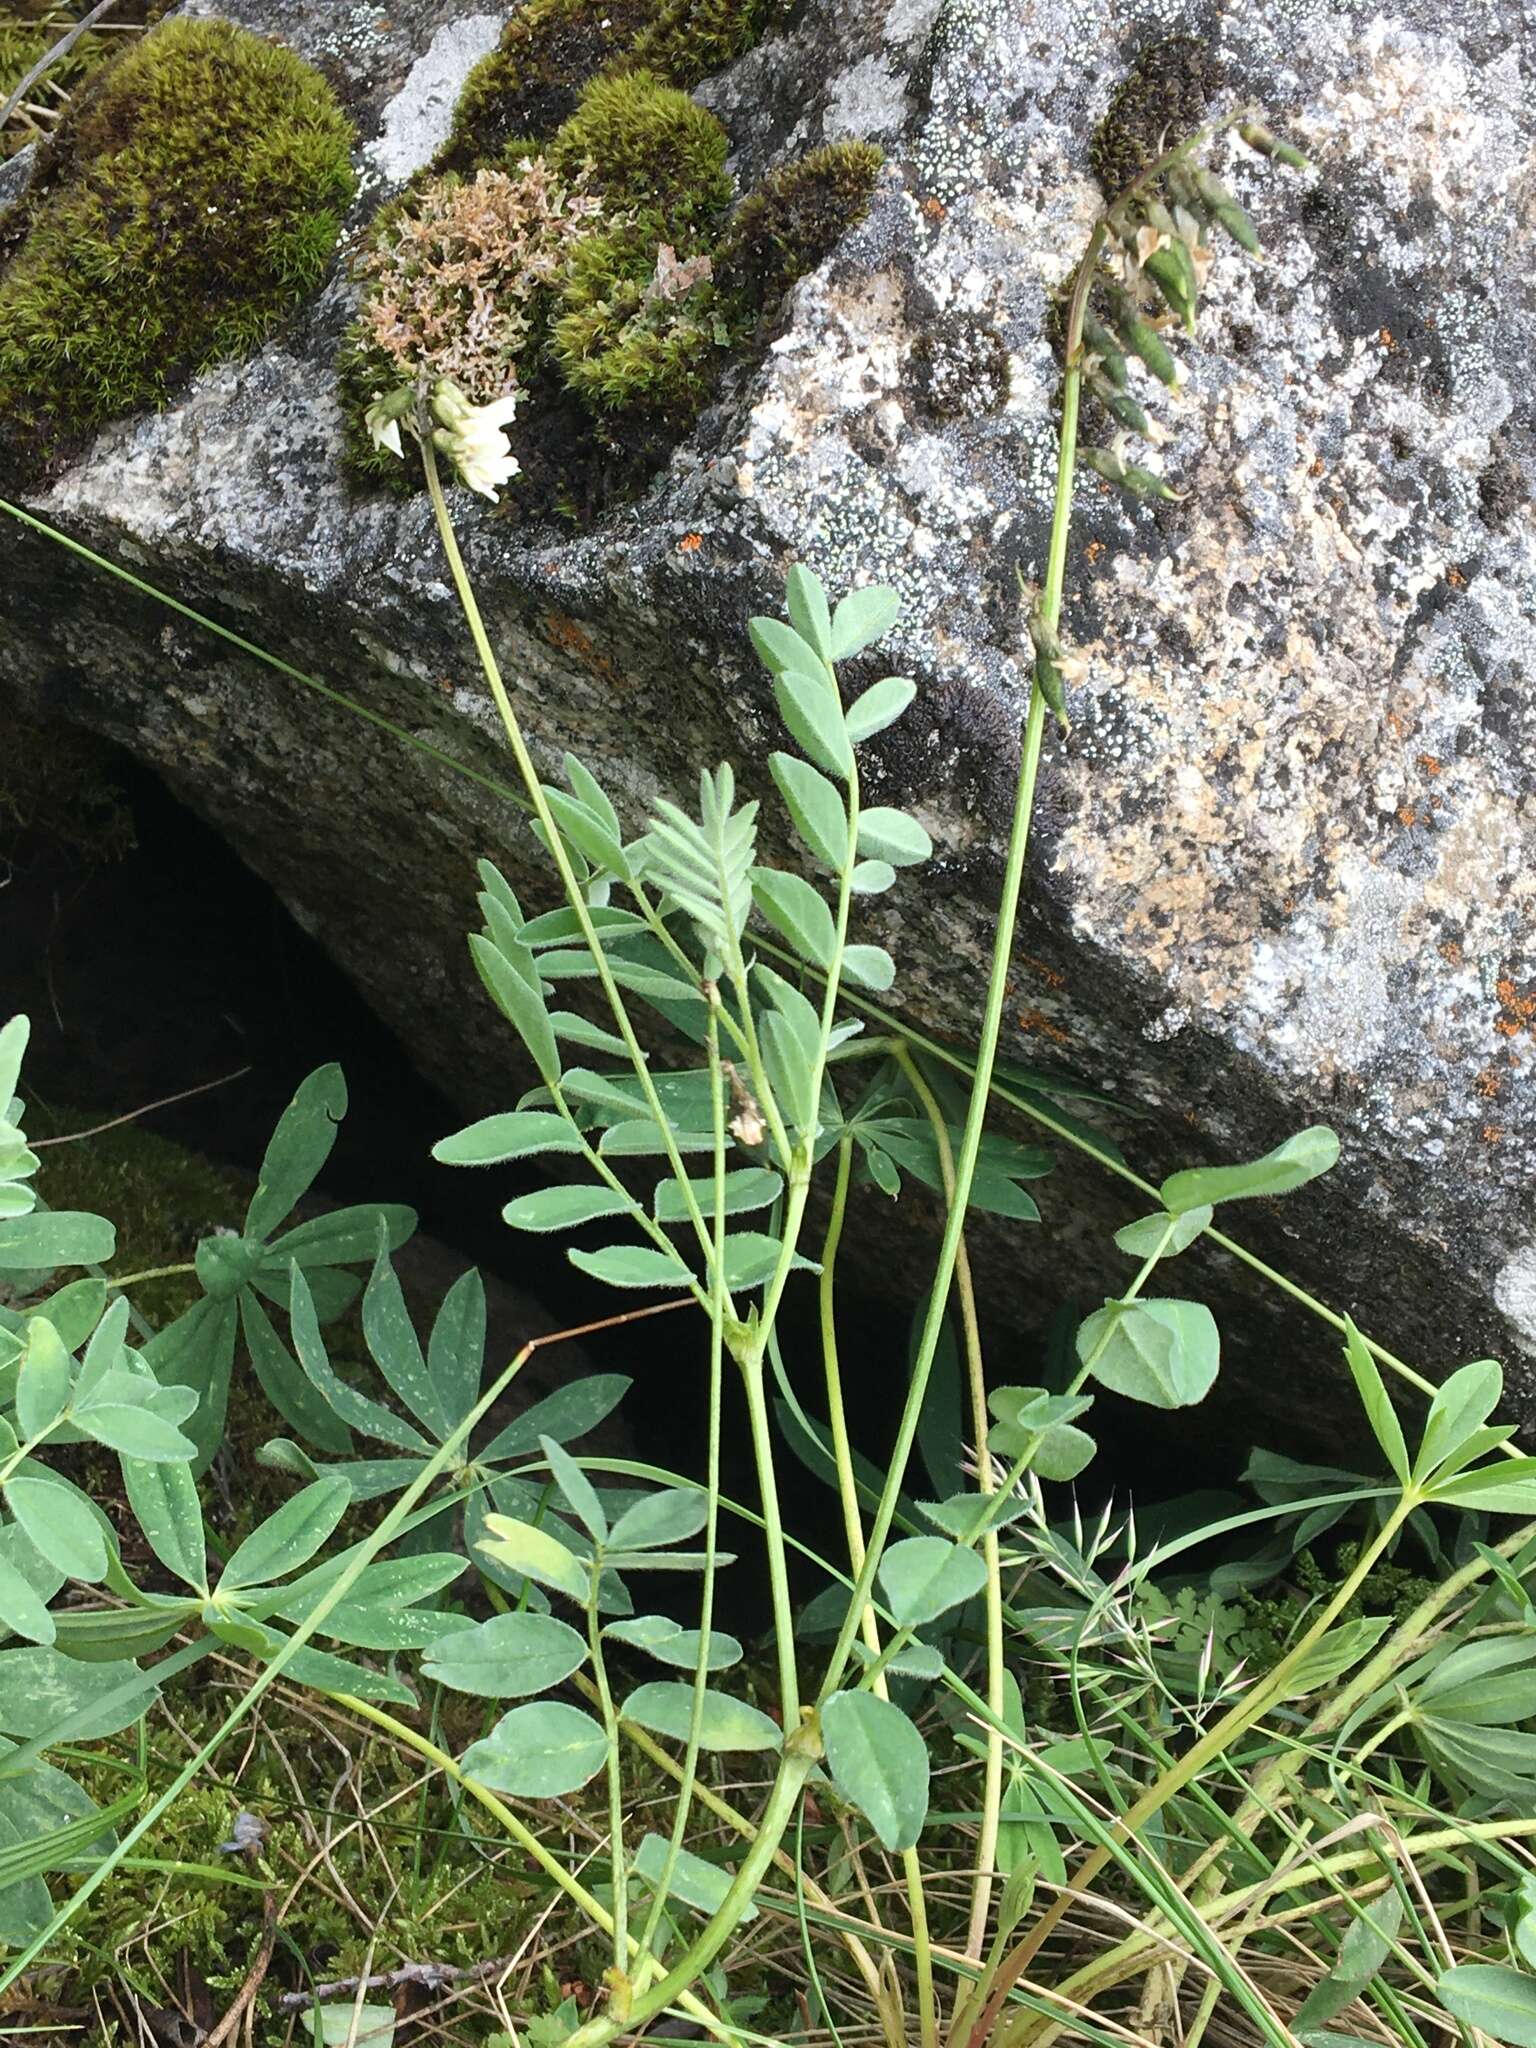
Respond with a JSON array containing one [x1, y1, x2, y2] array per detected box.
[[635, 765, 757, 956]]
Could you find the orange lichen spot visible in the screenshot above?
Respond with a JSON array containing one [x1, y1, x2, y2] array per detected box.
[[1397, 805, 1418, 828], [1417, 753, 1442, 777], [1439, 939, 1464, 968], [545, 610, 626, 688], [1493, 975, 1536, 1043], [1084, 538, 1105, 565], [1017, 1008, 1070, 1046], [1385, 709, 1411, 738], [920, 196, 947, 222], [1482, 1125, 1504, 1146], [1018, 951, 1066, 990], [1309, 455, 1325, 477], [677, 531, 702, 552], [1379, 327, 1397, 351], [1446, 564, 1467, 589], [1475, 1068, 1502, 1100]]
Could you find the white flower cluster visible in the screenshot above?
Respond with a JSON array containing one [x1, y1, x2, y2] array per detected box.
[[364, 379, 521, 503]]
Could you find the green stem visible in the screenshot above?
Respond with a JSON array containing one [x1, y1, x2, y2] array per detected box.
[[565, 1748, 819, 2048], [586, 1579, 628, 1970], [104, 1262, 198, 1288], [816, 215, 1097, 1713], [633, 1008, 730, 1979], [739, 1338, 802, 1726], [420, 434, 720, 1275], [891, 1044, 1004, 1967]]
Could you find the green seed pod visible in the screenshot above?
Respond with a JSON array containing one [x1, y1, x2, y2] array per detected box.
[[1194, 170, 1260, 253], [1034, 650, 1070, 730], [1120, 463, 1184, 501], [1239, 120, 1310, 171], [1105, 289, 1181, 387], [1021, 588, 1072, 731], [1091, 372, 1150, 437], [1079, 445, 1127, 485], [1144, 240, 1198, 334], [1082, 315, 1129, 388], [1165, 165, 1211, 221]]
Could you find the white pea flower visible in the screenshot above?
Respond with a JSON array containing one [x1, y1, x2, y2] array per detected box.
[[432, 381, 521, 502], [365, 387, 410, 459]]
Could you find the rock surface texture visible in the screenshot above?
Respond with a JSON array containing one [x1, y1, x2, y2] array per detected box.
[[3, 0, 1534, 1446]]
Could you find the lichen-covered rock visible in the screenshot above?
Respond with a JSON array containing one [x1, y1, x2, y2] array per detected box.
[[2, 0, 1533, 1449]]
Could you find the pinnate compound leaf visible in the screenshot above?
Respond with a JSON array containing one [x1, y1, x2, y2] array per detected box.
[[461, 1701, 609, 1798], [878, 1537, 987, 1627], [785, 563, 833, 659], [469, 933, 560, 1084], [476, 1514, 590, 1605], [632, 1831, 756, 1920], [773, 671, 853, 780], [856, 808, 932, 867], [1159, 1126, 1340, 1215], [1077, 1299, 1219, 1409], [770, 753, 849, 871], [423, 1612, 587, 1697], [751, 869, 836, 967], [622, 1681, 781, 1752], [841, 945, 896, 992], [1114, 1207, 1213, 1258], [821, 1689, 929, 1850], [432, 1112, 583, 1167], [1435, 1965, 1536, 2048], [569, 1244, 694, 1291], [845, 676, 916, 743], [829, 584, 900, 661], [604, 1615, 742, 1671], [1341, 1317, 1409, 1483], [504, 1185, 632, 1232]]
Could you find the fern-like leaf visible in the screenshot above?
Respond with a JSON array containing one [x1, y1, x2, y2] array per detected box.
[[636, 765, 757, 956]]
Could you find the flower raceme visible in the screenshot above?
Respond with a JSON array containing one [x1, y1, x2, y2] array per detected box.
[[364, 378, 521, 501]]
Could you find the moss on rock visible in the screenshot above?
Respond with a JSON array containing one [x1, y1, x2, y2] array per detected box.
[[346, 0, 878, 522], [1088, 35, 1218, 200], [715, 141, 882, 310], [0, 16, 355, 475], [548, 68, 731, 224]]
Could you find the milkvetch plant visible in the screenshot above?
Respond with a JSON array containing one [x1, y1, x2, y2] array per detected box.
[[2, 49, 1533, 2048]]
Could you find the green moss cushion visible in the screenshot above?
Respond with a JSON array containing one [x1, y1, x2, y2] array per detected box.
[[0, 16, 354, 469]]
